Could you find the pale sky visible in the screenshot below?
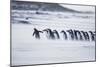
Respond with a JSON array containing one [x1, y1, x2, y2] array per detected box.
[[13, 0, 95, 12], [59, 4, 95, 12]]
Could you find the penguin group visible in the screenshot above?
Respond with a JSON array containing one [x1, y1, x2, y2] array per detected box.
[[32, 28, 96, 41]]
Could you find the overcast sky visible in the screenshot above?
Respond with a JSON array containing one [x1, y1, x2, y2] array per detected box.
[[60, 4, 95, 12], [12, 0, 95, 12]]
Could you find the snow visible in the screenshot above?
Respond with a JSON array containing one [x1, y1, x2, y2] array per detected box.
[[11, 9, 95, 66]]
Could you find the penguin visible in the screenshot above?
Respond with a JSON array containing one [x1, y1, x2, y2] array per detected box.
[[32, 28, 43, 39], [74, 30, 83, 40], [67, 29, 74, 40], [60, 30, 67, 40], [89, 31, 96, 41], [43, 28, 55, 39], [81, 31, 90, 41], [53, 30, 60, 39]]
